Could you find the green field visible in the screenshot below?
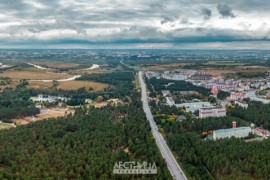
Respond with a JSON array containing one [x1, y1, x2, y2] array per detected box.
[[204, 61, 247, 66], [0, 123, 14, 129]]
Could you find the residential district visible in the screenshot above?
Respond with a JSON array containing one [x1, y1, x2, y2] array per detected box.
[[145, 70, 270, 140]]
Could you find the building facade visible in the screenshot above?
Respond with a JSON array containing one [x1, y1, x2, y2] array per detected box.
[[213, 127, 251, 140], [199, 107, 226, 118], [230, 92, 247, 101], [176, 102, 213, 112]]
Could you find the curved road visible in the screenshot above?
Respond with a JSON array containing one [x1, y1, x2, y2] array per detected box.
[[86, 64, 100, 70], [139, 71, 187, 180], [27, 62, 82, 82], [27, 63, 51, 70]]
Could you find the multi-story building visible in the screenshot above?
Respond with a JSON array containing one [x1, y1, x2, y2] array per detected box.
[[213, 127, 251, 140], [205, 83, 237, 90], [176, 102, 213, 112], [190, 74, 212, 81], [199, 107, 226, 118], [230, 92, 247, 101]]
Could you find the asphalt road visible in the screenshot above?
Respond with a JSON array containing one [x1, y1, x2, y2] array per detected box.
[[139, 71, 187, 180]]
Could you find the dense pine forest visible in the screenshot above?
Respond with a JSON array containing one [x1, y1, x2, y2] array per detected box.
[[155, 116, 270, 180], [0, 102, 171, 179], [166, 131, 270, 180], [0, 88, 40, 120], [2, 68, 270, 179], [0, 69, 172, 179], [150, 103, 270, 179], [229, 101, 270, 129]]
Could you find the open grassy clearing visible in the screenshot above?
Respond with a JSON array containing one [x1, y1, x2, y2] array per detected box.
[[204, 61, 247, 66], [12, 66, 40, 71], [57, 80, 108, 91], [28, 81, 53, 89], [133, 75, 141, 92], [29, 80, 108, 92], [0, 123, 14, 129], [0, 70, 72, 80], [13, 108, 72, 125], [236, 65, 269, 69], [0, 80, 18, 91], [30, 61, 81, 69]]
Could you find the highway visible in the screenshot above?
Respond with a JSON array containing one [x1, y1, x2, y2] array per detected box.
[[139, 71, 187, 180]]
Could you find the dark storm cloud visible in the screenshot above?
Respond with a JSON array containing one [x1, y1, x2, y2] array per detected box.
[[160, 16, 177, 24], [180, 18, 193, 25], [201, 8, 212, 20], [217, 3, 236, 18]]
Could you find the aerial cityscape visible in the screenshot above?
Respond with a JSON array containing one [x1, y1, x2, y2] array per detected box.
[[0, 0, 269, 179]]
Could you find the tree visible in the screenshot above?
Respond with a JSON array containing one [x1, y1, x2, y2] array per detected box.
[[97, 96, 104, 103], [208, 96, 217, 104], [52, 80, 59, 87]]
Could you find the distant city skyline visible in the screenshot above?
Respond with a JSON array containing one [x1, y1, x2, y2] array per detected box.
[[0, 0, 269, 49]]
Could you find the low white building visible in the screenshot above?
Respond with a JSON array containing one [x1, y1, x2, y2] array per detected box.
[[235, 101, 249, 108], [199, 107, 226, 119], [250, 96, 270, 104], [176, 102, 214, 112], [250, 82, 264, 88], [31, 94, 70, 103], [162, 74, 188, 80], [260, 84, 269, 91], [146, 71, 160, 79], [166, 97, 175, 107], [213, 127, 251, 140], [161, 90, 170, 97]]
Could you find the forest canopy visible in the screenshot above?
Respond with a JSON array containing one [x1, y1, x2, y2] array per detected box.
[[0, 104, 171, 179]]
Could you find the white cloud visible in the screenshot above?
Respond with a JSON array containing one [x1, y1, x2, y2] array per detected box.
[[0, 0, 268, 48], [23, 1, 47, 9]]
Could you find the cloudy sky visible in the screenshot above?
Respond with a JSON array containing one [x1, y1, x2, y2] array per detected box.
[[0, 0, 269, 49]]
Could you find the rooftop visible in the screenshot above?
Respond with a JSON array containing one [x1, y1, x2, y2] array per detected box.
[[179, 102, 211, 106], [214, 127, 251, 134], [200, 107, 224, 110]]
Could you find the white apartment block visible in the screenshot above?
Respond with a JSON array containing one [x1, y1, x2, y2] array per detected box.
[[213, 127, 251, 140], [230, 92, 247, 101], [199, 107, 226, 119], [176, 102, 213, 112]]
